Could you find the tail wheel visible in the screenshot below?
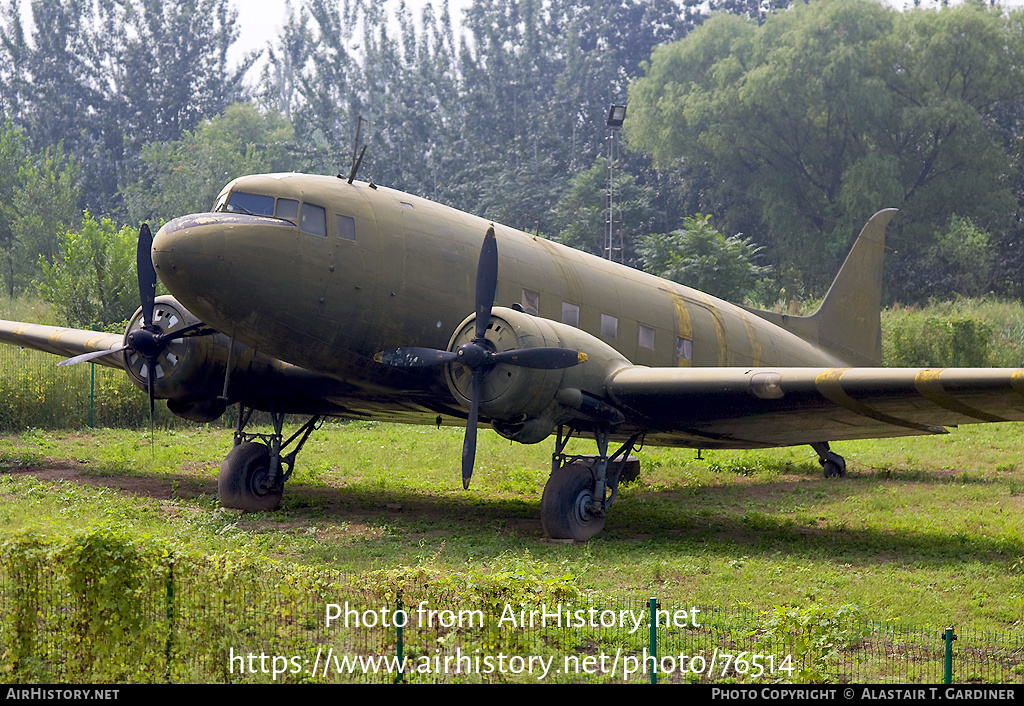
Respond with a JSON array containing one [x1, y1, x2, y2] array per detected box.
[[218, 442, 282, 512], [541, 461, 605, 541]]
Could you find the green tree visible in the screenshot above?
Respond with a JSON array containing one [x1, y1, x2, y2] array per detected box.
[[551, 156, 658, 264], [0, 0, 246, 215], [123, 104, 297, 223], [637, 214, 768, 302], [36, 213, 138, 330], [0, 118, 28, 297], [626, 0, 1024, 301], [11, 142, 82, 293], [926, 215, 996, 298]]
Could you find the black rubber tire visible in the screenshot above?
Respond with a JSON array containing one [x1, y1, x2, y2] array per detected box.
[[822, 455, 846, 478], [218, 442, 283, 512], [540, 461, 605, 541]]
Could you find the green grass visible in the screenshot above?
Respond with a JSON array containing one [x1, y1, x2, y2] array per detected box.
[[2, 420, 1023, 636], [1, 292, 1023, 637]]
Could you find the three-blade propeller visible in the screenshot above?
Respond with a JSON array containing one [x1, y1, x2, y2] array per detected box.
[[59, 223, 214, 425], [374, 226, 587, 489]]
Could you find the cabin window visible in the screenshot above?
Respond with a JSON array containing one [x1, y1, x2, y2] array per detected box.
[[300, 203, 327, 236], [677, 337, 693, 360], [225, 192, 274, 216], [276, 198, 299, 222], [601, 314, 618, 339], [337, 214, 356, 241], [521, 289, 539, 315], [639, 325, 655, 350], [562, 302, 579, 327]]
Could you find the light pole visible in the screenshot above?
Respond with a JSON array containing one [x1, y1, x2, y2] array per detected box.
[[605, 104, 626, 262]]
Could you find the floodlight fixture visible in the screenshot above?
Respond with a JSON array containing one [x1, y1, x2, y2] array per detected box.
[[606, 104, 626, 128]]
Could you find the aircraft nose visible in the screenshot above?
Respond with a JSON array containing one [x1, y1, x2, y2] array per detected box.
[[152, 213, 297, 328], [152, 214, 228, 297]]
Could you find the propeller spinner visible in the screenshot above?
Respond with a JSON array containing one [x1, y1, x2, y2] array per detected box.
[[374, 226, 587, 489]]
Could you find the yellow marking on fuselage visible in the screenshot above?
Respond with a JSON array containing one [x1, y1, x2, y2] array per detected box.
[[736, 307, 764, 367], [663, 287, 692, 368], [692, 291, 728, 365]]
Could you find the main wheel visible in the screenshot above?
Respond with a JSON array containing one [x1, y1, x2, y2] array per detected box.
[[821, 452, 846, 478], [540, 461, 605, 541], [218, 442, 283, 512]]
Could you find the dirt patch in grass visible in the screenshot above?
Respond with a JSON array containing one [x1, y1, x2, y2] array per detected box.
[[5, 460, 215, 501], [2, 460, 544, 539]]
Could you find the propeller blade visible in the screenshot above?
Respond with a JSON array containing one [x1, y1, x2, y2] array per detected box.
[[155, 320, 217, 346], [462, 372, 481, 489], [474, 227, 498, 342], [491, 348, 588, 369], [58, 345, 129, 367], [137, 224, 157, 328], [374, 347, 458, 368]]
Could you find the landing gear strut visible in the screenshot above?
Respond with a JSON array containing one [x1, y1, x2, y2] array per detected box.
[[218, 404, 322, 512], [540, 424, 641, 541], [811, 441, 846, 478]]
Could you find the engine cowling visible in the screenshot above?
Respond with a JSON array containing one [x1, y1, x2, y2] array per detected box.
[[122, 296, 346, 422], [123, 296, 228, 413], [444, 306, 632, 443]]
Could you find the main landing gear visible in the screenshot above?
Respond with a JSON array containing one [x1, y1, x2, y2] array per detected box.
[[540, 424, 642, 541], [811, 441, 846, 478], [218, 404, 322, 512]]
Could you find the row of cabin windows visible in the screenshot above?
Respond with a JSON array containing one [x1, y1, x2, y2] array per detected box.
[[221, 191, 356, 241], [522, 288, 692, 360]]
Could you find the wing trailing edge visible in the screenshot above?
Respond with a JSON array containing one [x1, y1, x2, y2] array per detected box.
[[606, 365, 1024, 449]]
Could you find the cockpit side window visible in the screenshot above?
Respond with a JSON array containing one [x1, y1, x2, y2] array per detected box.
[[300, 203, 327, 236], [225, 192, 275, 216], [276, 198, 299, 222]]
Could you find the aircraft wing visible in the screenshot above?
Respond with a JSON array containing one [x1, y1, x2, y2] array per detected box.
[[0, 320, 126, 370], [606, 366, 1024, 449]]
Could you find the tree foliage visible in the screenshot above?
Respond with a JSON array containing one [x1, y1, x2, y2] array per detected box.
[[551, 156, 658, 264], [11, 142, 82, 295], [638, 214, 768, 302], [0, 0, 247, 214], [5, 0, 1024, 308], [124, 103, 298, 223], [36, 213, 138, 330], [626, 0, 1024, 300]]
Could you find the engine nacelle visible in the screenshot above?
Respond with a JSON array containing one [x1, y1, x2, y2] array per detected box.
[[444, 307, 632, 443], [123, 296, 345, 422], [123, 297, 229, 413]]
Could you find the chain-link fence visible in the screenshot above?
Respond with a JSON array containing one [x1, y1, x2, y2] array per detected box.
[[2, 529, 1022, 684], [0, 345, 173, 430]]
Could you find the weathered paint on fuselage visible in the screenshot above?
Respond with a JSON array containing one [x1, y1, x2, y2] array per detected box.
[[152, 173, 846, 422]]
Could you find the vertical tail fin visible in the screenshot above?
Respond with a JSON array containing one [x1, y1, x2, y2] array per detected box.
[[743, 209, 897, 366]]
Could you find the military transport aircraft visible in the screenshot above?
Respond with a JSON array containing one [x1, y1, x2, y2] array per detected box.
[[3, 173, 1024, 540]]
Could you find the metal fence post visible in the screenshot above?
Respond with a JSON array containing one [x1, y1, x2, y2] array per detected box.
[[396, 592, 405, 683], [165, 553, 175, 681], [89, 362, 95, 428], [649, 597, 658, 684], [944, 627, 956, 684]]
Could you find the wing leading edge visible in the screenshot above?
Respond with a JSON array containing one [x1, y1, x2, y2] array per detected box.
[[607, 366, 1024, 449], [0, 320, 126, 370]]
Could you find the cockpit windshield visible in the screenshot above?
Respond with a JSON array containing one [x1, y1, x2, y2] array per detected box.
[[214, 190, 331, 237], [222, 191, 275, 216]]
